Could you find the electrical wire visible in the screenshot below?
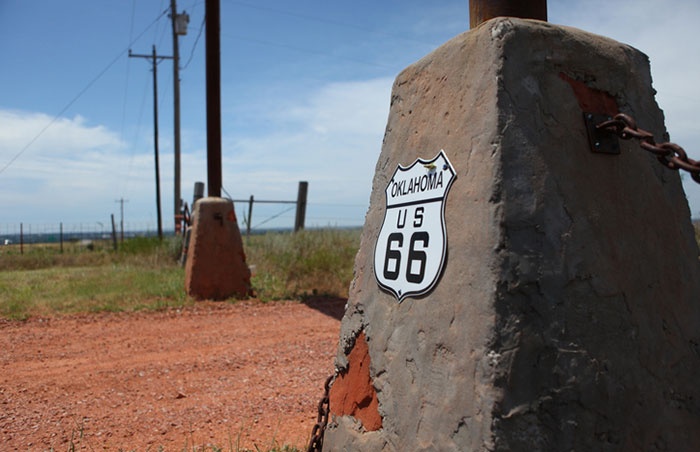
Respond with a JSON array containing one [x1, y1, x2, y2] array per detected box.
[[223, 0, 442, 48], [120, 0, 137, 139], [0, 7, 170, 177], [220, 32, 394, 70], [252, 206, 296, 229], [121, 75, 151, 200], [181, 15, 205, 71], [117, 0, 139, 198]]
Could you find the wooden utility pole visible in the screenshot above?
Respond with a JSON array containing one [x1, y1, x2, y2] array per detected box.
[[170, 0, 188, 234], [115, 198, 128, 242], [294, 181, 308, 232], [130, 46, 171, 240], [469, 0, 547, 28], [206, 0, 222, 197], [110, 214, 118, 250], [185, 0, 251, 301]]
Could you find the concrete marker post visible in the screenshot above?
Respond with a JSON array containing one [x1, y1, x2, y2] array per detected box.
[[184, 0, 251, 300], [323, 17, 700, 451]]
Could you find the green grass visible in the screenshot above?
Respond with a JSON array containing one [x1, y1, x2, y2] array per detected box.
[[0, 229, 361, 320], [245, 228, 360, 301], [56, 421, 302, 452], [0, 236, 188, 320]]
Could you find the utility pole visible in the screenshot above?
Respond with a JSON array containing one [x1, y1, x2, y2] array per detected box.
[[129, 46, 171, 240], [170, 0, 189, 234], [206, 0, 222, 197], [469, 0, 547, 28], [115, 198, 128, 243]]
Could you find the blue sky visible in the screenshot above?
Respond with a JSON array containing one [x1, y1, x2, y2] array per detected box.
[[1, 0, 699, 233]]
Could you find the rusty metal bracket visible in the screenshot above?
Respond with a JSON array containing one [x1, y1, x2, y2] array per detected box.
[[584, 112, 620, 155]]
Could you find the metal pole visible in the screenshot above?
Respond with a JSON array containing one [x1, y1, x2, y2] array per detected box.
[[206, 0, 222, 197], [152, 45, 164, 240], [171, 0, 183, 233], [469, 0, 547, 29]]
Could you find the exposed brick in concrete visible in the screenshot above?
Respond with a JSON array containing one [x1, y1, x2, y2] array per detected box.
[[329, 332, 382, 432]]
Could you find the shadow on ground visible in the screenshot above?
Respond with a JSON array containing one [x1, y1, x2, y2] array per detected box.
[[301, 296, 346, 321]]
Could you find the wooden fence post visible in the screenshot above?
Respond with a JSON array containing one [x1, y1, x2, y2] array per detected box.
[[245, 195, 254, 238], [294, 181, 308, 232], [111, 214, 118, 251]]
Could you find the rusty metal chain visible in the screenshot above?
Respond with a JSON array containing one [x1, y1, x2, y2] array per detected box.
[[596, 113, 700, 183], [307, 373, 334, 452]]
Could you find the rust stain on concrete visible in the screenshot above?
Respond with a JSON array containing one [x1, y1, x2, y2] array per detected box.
[[560, 72, 619, 115]]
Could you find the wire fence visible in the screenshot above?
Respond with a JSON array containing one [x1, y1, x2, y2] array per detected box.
[[0, 222, 159, 246], [0, 201, 367, 248]]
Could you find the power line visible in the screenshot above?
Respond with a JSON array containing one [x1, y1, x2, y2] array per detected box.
[[220, 32, 394, 70], [224, 0, 443, 48], [0, 8, 170, 177], [120, 0, 138, 140], [117, 0, 140, 199], [181, 15, 205, 70], [253, 205, 296, 229]]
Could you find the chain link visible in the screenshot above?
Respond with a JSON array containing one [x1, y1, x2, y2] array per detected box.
[[307, 373, 335, 452], [596, 113, 700, 183]]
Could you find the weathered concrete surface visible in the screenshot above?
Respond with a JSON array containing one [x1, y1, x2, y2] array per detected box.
[[324, 18, 700, 451], [184, 197, 251, 300]]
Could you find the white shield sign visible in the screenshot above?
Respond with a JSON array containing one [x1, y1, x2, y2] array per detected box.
[[374, 150, 456, 301]]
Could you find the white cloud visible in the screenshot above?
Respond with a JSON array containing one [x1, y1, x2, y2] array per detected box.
[[551, 0, 700, 217], [217, 78, 392, 207], [0, 109, 157, 225], [5, 1, 700, 230], [0, 110, 121, 159]]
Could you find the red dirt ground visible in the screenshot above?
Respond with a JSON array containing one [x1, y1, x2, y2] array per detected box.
[[0, 297, 345, 451]]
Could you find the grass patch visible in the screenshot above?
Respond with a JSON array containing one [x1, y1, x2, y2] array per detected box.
[[0, 237, 189, 319], [0, 229, 361, 319], [245, 228, 360, 300]]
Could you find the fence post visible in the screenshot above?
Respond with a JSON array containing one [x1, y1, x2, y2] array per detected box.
[[60, 222, 64, 253], [294, 181, 308, 232], [20, 222, 23, 255], [111, 214, 118, 251], [247, 195, 254, 238], [193, 181, 205, 207]]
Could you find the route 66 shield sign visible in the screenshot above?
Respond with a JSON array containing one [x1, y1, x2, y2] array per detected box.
[[374, 150, 456, 301]]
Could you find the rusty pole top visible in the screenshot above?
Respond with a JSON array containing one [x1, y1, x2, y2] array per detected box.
[[470, 0, 547, 29]]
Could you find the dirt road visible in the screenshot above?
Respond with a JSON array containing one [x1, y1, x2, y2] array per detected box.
[[0, 298, 344, 451]]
